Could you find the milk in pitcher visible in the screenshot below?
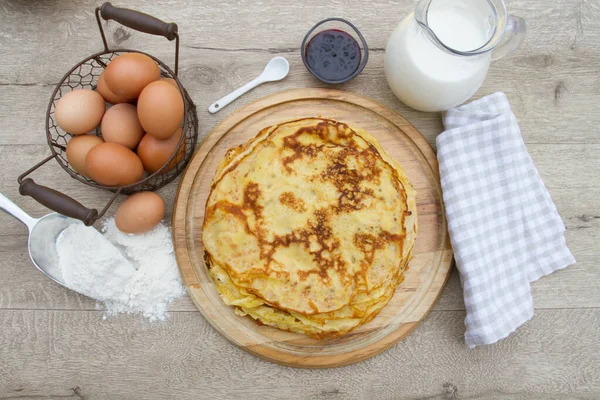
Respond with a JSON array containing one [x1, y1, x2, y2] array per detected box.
[[384, 1, 494, 112]]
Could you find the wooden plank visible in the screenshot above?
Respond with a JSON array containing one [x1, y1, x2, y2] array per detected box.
[[1, 181, 597, 313], [1, 224, 597, 312], [435, 255, 600, 311], [1, 0, 598, 72], [2, 182, 594, 314], [0, 144, 179, 234], [1, 1, 599, 145], [0, 309, 598, 399], [2, 144, 597, 195], [0, 49, 598, 146], [0, 232, 197, 312], [0, 164, 595, 313], [0, 142, 597, 234]]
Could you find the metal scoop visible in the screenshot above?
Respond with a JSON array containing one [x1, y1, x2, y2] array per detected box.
[[0, 192, 78, 286]]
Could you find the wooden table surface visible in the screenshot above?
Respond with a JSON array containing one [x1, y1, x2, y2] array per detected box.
[[1, 1, 598, 399]]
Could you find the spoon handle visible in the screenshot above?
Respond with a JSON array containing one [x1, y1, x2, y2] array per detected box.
[[0, 192, 37, 231], [208, 76, 264, 114]]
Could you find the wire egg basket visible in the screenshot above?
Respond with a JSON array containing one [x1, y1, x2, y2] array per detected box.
[[18, 3, 198, 225]]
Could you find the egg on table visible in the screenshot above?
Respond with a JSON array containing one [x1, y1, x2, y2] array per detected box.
[[137, 80, 184, 140], [96, 72, 132, 104], [115, 191, 165, 234], [85, 142, 144, 186], [137, 127, 185, 174], [65, 135, 104, 177], [54, 89, 106, 135], [104, 53, 160, 99], [101, 103, 144, 149]]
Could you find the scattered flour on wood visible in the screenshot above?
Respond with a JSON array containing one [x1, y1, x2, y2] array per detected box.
[[56, 218, 185, 321]]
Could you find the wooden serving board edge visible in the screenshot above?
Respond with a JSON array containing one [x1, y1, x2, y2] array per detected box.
[[172, 88, 453, 368]]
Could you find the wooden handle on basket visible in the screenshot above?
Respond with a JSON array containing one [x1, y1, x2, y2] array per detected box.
[[100, 2, 178, 41], [19, 178, 99, 226]]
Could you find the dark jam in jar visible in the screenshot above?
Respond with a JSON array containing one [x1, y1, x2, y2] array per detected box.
[[305, 29, 361, 82]]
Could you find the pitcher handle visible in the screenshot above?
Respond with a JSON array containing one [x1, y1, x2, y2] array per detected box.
[[492, 15, 527, 61]]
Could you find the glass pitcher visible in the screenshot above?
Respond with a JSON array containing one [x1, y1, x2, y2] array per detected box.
[[384, 0, 526, 112]]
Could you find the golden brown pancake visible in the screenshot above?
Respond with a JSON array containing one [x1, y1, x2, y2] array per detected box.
[[202, 118, 417, 338]]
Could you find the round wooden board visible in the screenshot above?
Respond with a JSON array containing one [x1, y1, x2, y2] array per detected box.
[[173, 88, 453, 368]]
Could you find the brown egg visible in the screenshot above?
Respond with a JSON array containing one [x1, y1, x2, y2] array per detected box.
[[137, 128, 185, 174], [66, 135, 104, 177], [160, 78, 178, 88], [55, 89, 106, 135], [115, 192, 165, 234], [96, 72, 133, 104], [101, 104, 144, 149], [85, 142, 144, 186], [104, 53, 160, 99], [137, 81, 184, 140]]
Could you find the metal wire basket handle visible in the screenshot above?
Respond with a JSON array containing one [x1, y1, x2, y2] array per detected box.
[[18, 3, 181, 226]]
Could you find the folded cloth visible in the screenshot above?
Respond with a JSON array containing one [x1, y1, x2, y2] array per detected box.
[[436, 92, 575, 348]]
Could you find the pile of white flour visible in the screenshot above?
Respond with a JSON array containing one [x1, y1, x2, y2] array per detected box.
[[55, 218, 185, 321]]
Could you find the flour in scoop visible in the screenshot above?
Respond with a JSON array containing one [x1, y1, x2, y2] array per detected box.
[[56, 222, 136, 301], [56, 218, 185, 322]]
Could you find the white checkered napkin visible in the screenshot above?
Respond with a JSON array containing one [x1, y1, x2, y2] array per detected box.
[[436, 92, 575, 348]]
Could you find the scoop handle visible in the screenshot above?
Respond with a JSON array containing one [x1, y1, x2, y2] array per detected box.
[[100, 2, 178, 40], [19, 179, 98, 226], [0, 192, 37, 230]]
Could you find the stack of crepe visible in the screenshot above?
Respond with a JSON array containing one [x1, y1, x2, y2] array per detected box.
[[202, 118, 417, 338]]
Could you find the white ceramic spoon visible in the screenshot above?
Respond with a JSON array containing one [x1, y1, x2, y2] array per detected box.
[[208, 57, 290, 114]]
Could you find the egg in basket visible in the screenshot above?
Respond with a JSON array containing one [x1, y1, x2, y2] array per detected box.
[[18, 2, 198, 226]]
